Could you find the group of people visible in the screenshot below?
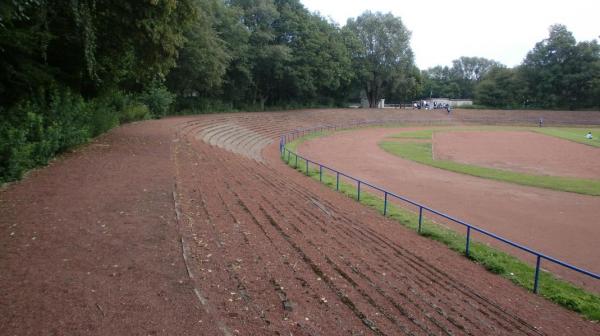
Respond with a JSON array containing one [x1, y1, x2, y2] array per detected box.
[[413, 101, 452, 114]]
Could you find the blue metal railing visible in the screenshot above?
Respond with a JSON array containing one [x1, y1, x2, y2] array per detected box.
[[279, 120, 600, 294]]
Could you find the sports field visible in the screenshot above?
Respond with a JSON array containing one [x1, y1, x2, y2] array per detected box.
[[299, 125, 600, 290], [2, 108, 600, 335]]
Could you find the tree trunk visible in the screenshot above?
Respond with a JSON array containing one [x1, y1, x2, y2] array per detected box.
[[367, 86, 375, 108]]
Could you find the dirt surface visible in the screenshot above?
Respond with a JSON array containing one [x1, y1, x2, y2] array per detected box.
[[2, 108, 600, 335], [299, 126, 600, 292], [433, 131, 600, 179]]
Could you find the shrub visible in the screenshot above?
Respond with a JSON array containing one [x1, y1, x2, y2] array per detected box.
[[0, 86, 161, 184], [1, 87, 117, 183], [0, 117, 31, 181], [45, 89, 92, 152], [87, 100, 120, 137], [173, 97, 235, 114], [119, 103, 150, 123], [139, 82, 175, 118]]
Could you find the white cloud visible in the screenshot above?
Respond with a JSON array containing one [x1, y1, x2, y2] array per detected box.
[[301, 0, 600, 69]]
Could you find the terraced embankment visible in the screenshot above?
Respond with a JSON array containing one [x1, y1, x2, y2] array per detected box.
[[1, 108, 599, 335]]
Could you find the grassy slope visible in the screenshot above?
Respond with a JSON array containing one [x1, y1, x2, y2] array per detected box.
[[380, 127, 600, 196], [283, 130, 600, 321]]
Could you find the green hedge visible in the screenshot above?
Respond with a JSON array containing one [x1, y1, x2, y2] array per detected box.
[[0, 85, 170, 184]]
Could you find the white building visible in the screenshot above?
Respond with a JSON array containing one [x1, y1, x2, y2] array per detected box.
[[422, 98, 473, 108]]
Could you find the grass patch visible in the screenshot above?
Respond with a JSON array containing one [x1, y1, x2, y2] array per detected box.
[[282, 130, 600, 321], [379, 130, 600, 196], [534, 127, 600, 147]]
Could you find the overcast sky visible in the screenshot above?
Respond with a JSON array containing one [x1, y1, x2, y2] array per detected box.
[[300, 0, 599, 69]]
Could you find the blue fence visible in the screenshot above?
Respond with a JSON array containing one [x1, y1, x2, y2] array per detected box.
[[279, 120, 599, 294]]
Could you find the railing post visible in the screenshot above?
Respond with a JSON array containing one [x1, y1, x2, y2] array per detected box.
[[294, 154, 298, 168], [319, 165, 323, 182], [336, 172, 340, 191], [305, 160, 309, 176], [383, 192, 388, 216], [466, 227, 471, 257], [534, 255, 541, 294], [357, 181, 361, 201], [418, 207, 423, 234]]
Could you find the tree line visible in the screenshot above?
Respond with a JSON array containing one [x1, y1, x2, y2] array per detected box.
[[1, 1, 599, 183], [421, 25, 600, 110]]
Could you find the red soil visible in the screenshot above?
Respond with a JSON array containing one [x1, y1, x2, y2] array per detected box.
[[1, 108, 600, 335], [433, 131, 600, 179], [299, 126, 600, 293]]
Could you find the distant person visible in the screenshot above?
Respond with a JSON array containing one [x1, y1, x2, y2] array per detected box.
[[538, 117, 543, 127], [586, 132, 593, 139], [446, 105, 451, 114]]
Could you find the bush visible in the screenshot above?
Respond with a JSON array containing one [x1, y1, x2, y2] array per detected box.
[[0, 84, 178, 184], [0, 86, 155, 184], [119, 103, 150, 123], [173, 96, 235, 114], [139, 82, 175, 118], [0, 89, 92, 182], [0, 117, 31, 181], [87, 99, 120, 137], [45, 89, 92, 152]]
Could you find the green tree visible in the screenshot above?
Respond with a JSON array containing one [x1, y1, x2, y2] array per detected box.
[[0, 0, 53, 106], [421, 66, 457, 98], [344, 11, 415, 107], [272, 0, 353, 105], [228, 0, 286, 109], [521, 24, 600, 109], [384, 65, 422, 103], [475, 67, 527, 108], [0, 0, 195, 105], [166, 0, 232, 99], [450, 56, 503, 98], [421, 57, 502, 100]]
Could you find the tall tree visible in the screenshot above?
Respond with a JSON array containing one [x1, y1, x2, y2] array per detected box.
[[421, 57, 502, 100], [474, 67, 527, 108], [421, 66, 459, 99], [229, 0, 287, 109], [344, 11, 415, 107], [450, 56, 503, 98], [0, 0, 196, 104], [0, 0, 54, 105], [272, 0, 353, 105], [521, 24, 600, 109], [167, 0, 233, 98]]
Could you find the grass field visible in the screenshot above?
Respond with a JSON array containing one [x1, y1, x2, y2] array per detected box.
[[534, 127, 600, 147], [380, 126, 600, 196], [283, 129, 600, 321]]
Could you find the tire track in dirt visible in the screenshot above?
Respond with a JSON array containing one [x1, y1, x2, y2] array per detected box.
[[169, 110, 600, 335], [183, 121, 408, 334], [178, 120, 536, 335], [215, 128, 535, 336], [250, 165, 540, 336], [186, 117, 516, 334], [176, 125, 370, 334]]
